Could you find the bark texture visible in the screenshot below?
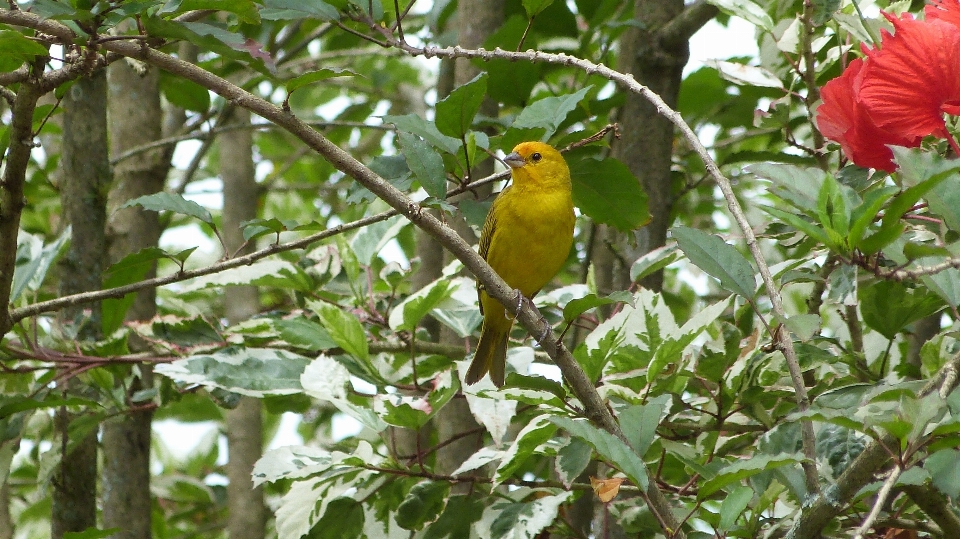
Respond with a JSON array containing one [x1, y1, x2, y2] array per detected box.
[[53, 71, 110, 539], [435, 0, 504, 483], [102, 56, 167, 539], [605, 0, 691, 293], [220, 104, 267, 539]]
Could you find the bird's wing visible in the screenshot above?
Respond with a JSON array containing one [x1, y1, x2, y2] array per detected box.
[[476, 187, 511, 315]]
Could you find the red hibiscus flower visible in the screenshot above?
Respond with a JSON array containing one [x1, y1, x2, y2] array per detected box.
[[859, 12, 960, 141], [816, 57, 921, 172], [816, 6, 960, 171]]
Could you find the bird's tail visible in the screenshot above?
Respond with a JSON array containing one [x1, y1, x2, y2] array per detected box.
[[465, 320, 510, 387]]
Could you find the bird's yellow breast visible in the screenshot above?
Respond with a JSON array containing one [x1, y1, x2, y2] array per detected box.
[[484, 184, 575, 296]]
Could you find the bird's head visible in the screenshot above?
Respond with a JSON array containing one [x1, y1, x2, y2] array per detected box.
[[503, 141, 570, 188]]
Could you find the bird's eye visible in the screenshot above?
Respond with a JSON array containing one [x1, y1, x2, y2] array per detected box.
[[530, 152, 542, 162]]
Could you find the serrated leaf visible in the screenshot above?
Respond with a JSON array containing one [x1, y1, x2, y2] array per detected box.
[[550, 416, 648, 490], [672, 226, 756, 298], [570, 156, 650, 232], [435, 72, 487, 139], [399, 132, 447, 198], [121, 192, 212, 224]]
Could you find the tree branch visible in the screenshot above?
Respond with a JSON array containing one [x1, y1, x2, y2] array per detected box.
[[0, 74, 41, 335], [658, 0, 719, 48]]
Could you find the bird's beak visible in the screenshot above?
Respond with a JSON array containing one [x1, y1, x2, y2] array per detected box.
[[503, 152, 525, 169]]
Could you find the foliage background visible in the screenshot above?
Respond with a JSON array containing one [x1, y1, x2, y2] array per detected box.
[[2, 0, 960, 538]]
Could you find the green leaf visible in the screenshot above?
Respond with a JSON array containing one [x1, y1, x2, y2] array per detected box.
[[170, 0, 261, 23], [155, 347, 311, 396], [382, 114, 459, 154], [309, 498, 363, 539], [522, 0, 554, 16], [260, 0, 340, 20], [389, 278, 454, 332], [488, 493, 572, 538], [569, 155, 650, 232], [562, 291, 634, 322], [618, 396, 668, 457], [435, 72, 487, 139], [550, 416, 649, 490], [101, 247, 169, 334], [699, 453, 802, 498], [396, 481, 450, 530], [0, 30, 51, 66], [422, 496, 484, 539], [705, 0, 774, 31], [859, 281, 944, 340], [556, 438, 592, 487], [629, 244, 680, 282], [12, 228, 70, 303], [275, 317, 338, 351], [495, 415, 557, 484], [761, 205, 834, 246], [159, 72, 211, 113], [847, 186, 897, 250], [399, 132, 447, 198], [313, 302, 370, 362], [351, 215, 406, 266], [672, 226, 756, 299], [121, 192, 213, 224], [811, 0, 841, 25], [286, 67, 357, 94], [510, 86, 591, 140], [925, 449, 960, 499], [783, 314, 820, 341], [719, 486, 754, 531]]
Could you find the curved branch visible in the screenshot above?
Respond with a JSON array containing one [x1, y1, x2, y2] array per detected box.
[[658, 0, 720, 48]]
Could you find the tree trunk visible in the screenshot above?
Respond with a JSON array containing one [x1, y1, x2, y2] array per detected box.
[[435, 0, 504, 482], [220, 103, 266, 539], [53, 70, 110, 539], [603, 0, 694, 293], [102, 55, 168, 539]]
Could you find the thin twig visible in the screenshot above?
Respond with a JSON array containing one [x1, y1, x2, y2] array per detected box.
[[853, 465, 902, 539]]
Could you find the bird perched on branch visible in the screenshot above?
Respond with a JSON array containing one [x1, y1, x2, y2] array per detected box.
[[465, 141, 575, 387]]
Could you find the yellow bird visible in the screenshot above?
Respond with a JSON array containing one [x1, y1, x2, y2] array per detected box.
[[465, 141, 575, 387]]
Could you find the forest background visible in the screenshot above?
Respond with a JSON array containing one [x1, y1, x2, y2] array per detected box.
[[3, 0, 960, 538]]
